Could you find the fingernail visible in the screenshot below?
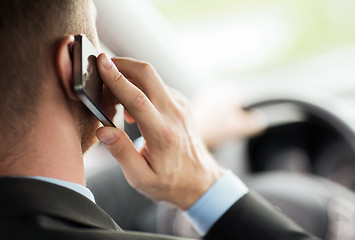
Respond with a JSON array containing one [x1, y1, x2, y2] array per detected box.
[[101, 53, 113, 70], [98, 131, 117, 145]]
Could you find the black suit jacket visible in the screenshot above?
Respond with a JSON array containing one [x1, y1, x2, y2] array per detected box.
[[0, 178, 318, 240]]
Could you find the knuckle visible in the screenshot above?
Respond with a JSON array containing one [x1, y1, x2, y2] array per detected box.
[[171, 104, 187, 122], [138, 61, 154, 71], [178, 96, 191, 112], [138, 62, 155, 77], [161, 125, 179, 146], [115, 146, 129, 160], [111, 135, 129, 160], [133, 91, 148, 109], [170, 95, 191, 121], [111, 71, 125, 86]]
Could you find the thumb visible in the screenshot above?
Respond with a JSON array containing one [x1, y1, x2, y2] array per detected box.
[[95, 127, 155, 186], [96, 126, 139, 162]]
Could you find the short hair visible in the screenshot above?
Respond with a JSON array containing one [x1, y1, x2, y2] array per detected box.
[[0, 0, 97, 160]]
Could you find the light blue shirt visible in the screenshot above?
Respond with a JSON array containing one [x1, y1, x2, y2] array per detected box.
[[25, 176, 96, 203], [184, 170, 249, 236]]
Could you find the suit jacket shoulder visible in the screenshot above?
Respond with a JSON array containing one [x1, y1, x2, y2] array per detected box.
[[0, 178, 189, 240]]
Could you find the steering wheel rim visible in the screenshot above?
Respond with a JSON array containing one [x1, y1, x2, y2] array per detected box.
[[244, 96, 355, 158]]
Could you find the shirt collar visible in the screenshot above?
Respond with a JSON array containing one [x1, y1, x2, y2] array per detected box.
[[22, 176, 96, 203]]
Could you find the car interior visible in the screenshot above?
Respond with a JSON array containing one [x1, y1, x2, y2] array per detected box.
[[84, 0, 355, 239]]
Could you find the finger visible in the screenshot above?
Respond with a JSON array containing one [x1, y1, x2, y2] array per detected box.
[[96, 126, 156, 188], [97, 53, 163, 141], [238, 109, 267, 137], [111, 57, 171, 108], [124, 109, 135, 124]]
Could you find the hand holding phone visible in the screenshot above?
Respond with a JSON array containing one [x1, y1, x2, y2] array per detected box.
[[95, 55, 225, 210]]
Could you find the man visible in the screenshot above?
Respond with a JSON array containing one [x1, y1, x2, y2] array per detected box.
[[0, 0, 317, 239]]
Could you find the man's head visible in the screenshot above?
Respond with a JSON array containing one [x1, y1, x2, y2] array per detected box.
[[0, 0, 99, 163]]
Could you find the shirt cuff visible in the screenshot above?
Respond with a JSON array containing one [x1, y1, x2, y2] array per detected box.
[[184, 170, 249, 236]]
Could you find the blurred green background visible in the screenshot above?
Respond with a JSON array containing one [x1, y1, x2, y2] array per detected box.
[[151, 0, 355, 74]]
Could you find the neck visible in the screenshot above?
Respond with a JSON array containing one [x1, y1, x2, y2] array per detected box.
[[0, 105, 86, 186]]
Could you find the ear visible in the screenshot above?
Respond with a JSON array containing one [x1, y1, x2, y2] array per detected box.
[[56, 35, 79, 100]]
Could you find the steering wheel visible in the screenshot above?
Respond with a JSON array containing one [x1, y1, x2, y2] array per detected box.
[[245, 93, 355, 186], [242, 94, 355, 239]]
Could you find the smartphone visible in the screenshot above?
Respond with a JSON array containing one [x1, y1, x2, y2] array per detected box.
[[72, 34, 116, 127]]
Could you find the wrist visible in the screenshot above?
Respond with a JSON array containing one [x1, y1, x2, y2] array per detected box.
[[177, 163, 226, 210]]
